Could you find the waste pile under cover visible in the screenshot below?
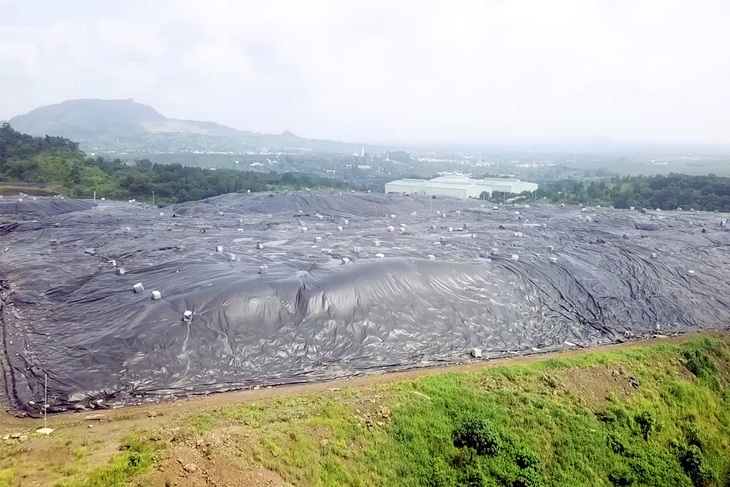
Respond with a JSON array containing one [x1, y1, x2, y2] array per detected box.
[[1, 193, 729, 416]]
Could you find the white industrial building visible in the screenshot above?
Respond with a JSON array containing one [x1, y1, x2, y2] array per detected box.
[[384, 175, 538, 199]]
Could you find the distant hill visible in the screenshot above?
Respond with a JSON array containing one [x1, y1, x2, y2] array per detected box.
[[9, 99, 373, 154]]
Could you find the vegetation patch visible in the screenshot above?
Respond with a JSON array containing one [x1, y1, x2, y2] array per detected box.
[[189, 412, 215, 435], [54, 433, 160, 487], [540, 174, 730, 211], [1, 123, 360, 204], [4, 334, 729, 487], [214, 336, 730, 487], [0, 469, 13, 487]]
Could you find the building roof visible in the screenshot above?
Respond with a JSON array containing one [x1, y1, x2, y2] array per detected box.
[[386, 176, 537, 195]]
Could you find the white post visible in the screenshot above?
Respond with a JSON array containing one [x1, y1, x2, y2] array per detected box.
[[44, 373, 48, 429], [93, 191, 96, 202], [152, 191, 155, 206]]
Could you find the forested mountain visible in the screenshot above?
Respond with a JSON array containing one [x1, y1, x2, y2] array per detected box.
[[0, 123, 350, 203], [9, 99, 370, 153]]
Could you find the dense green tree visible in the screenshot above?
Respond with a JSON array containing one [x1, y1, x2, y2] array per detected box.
[[0, 124, 357, 204], [539, 174, 730, 211]]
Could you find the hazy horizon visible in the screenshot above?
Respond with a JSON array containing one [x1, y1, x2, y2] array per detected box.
[[1, 0, 729, 146]]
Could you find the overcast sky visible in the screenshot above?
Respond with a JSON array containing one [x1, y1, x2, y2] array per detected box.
[[1, 0, 729, 145]]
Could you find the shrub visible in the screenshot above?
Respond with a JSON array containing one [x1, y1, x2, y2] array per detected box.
[[427, 459, 456, 487], [634, 410, 660, 441], [627, 449, 693, 487], [607, 432, 629, 455], [453, 417, 502, 457], [512, 467, 545, 487], [515, 449, 541, 470], [685, 423, 703, 449], [682, 350, 720, 389], [127, 452, 143, 468], [680, 445, 718, 487], [597, 404, 632, 427], [609, 467, 636, 486], [462, 467, 492, 487]]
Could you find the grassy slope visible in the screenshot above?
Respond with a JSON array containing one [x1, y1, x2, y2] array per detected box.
[[2, 335, 729, 487], [212, 335, 730, 487]]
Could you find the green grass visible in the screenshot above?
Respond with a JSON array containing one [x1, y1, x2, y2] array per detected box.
[[219, 336, 730, 487], [189, 411, 215, 435], [215, 394, 377, 486], [372, 337, 730, 487], [55, 334, 730, 487], [55, 434, 159, 487], [0, 469, 13, 487]]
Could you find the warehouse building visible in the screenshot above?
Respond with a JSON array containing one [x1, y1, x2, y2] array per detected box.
[[384, 175, 538, 199]]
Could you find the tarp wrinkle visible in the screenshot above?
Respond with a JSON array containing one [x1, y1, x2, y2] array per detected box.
[[0, 193, 728, 416]]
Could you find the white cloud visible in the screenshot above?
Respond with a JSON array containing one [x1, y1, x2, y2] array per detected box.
[[94, 19, 165, 60], [0, 40, 42, 74], [1, 0, 729, 144], [40, 23, 93, 68]]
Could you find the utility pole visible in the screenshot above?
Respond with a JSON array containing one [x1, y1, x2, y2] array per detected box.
[[152, 191, 155, 206]]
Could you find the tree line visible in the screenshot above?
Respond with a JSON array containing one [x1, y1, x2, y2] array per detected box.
[[0, 123, 353, 204], [539, 174, 730, 211], [4, 123, 730, 211]]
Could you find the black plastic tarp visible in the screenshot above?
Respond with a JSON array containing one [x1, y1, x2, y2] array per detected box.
[[1, 193, 728, 416]]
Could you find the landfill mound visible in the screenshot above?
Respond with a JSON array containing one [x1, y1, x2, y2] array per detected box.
[[1, 193, 729, 416], [0, 197, 94, 218]]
